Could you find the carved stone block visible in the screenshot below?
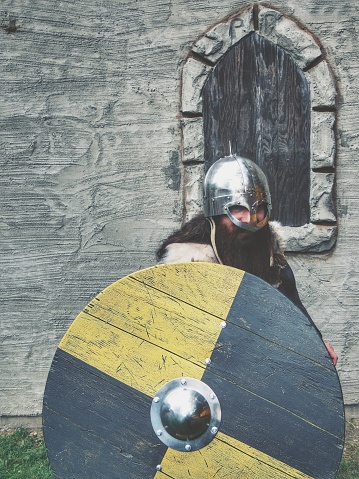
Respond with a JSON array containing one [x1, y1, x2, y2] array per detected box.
[[182, 117, 204, 164], [258, 6, 322, 69], [280, 224, 337, 252], [305, 60, 337, 108], [183, 163, 205, 221], [310, 172, 336, 222], [181, 58, 212, 114], [192, 7, 254, 63], [311, 111, 336, 169]]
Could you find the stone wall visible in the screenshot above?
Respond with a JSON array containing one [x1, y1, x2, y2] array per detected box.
[[0, 0, 358, 423]]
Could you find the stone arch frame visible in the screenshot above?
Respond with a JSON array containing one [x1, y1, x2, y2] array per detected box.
[[180, 4, 337, 253]]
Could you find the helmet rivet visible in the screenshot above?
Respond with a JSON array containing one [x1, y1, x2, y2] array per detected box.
[[220, 321, 227, 329], [211, 426, 218, 435], [181, 378, 187, 385], [156, 465, 162, 471], [185, 444, 192, 451], [205, 358, 211, 365], [153, 396, 160, 403], [156, 429, 163, 436]]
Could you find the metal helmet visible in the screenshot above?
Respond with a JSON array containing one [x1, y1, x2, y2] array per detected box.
[[203, 155, 271, 232]]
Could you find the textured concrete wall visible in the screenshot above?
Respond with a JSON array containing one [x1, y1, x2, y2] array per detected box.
[[0, 0, 358, 420]]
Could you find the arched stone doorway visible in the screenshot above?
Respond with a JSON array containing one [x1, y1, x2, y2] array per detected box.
[[181, 4, 337, 252]]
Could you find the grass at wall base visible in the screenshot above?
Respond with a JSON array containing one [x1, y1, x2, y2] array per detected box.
[[0, 421, 358, 478]]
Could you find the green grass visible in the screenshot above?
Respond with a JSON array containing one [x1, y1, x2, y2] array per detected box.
[[0, 429, 53, 479], [0, 422, 358, 478], [337, 419, 359, 479]]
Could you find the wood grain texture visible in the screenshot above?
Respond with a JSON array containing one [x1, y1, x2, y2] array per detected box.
[[43, 263, 344, 478], [43, 350, 168, 479], [202, 32, 311, 226], [58, 263, 244, 396], [155, 432, 315, 479]]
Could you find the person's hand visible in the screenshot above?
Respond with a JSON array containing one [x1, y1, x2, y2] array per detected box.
[[324, 341, 338, 366]]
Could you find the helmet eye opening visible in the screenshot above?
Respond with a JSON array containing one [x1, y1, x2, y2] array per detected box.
[[227, 202, 268, 223], [256, 203, 268, 222], [228, 204, 249, 214]]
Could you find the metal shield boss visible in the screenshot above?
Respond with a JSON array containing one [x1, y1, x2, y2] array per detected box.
[[151, 377, 221, 452]]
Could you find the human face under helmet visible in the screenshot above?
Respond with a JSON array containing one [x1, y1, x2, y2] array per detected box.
[[203, 155, 271, 233]]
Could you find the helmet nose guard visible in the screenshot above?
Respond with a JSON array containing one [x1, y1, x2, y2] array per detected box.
[[203, 155, 272, 232]]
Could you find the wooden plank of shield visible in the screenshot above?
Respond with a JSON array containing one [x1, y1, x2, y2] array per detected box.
[[43, 263, 344, 479]]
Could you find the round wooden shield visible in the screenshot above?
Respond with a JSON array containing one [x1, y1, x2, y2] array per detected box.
[[43, 263, 344, 479]]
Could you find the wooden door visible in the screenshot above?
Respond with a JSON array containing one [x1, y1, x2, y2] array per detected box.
[[202, 32, 310, 227]]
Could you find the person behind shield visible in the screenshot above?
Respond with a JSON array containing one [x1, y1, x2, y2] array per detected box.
[[156, 155, 337, 365]]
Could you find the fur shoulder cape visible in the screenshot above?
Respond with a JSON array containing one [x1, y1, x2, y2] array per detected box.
[[158, 221, 285, 265]]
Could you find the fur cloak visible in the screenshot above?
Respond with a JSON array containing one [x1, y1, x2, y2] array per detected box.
[[158, 221, 285, 271]]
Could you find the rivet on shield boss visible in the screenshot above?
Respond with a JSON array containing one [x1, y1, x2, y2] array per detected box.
[[43, 263, 344, 479]]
